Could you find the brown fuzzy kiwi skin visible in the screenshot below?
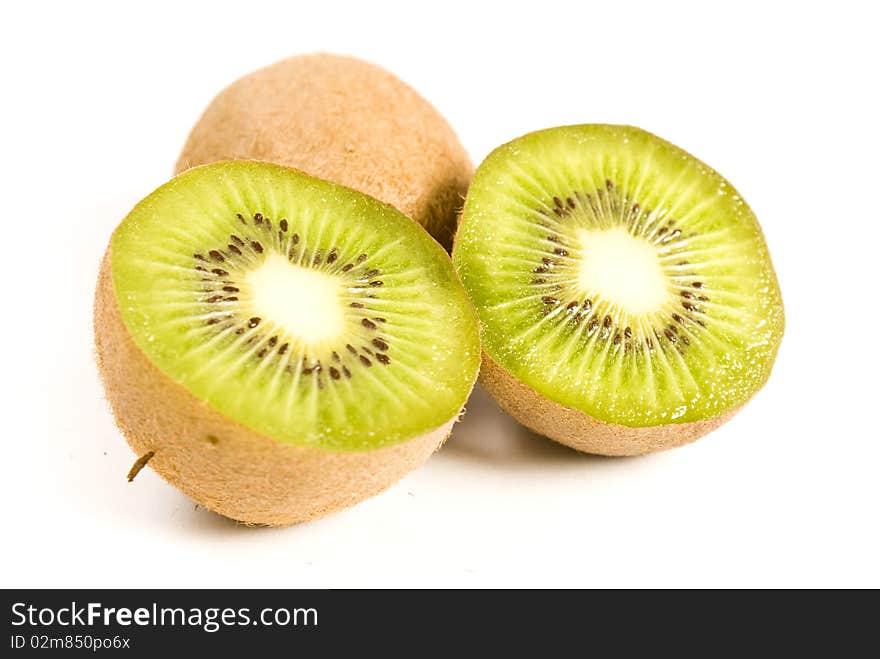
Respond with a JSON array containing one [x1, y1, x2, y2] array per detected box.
[[175, 53, 472, 251], [479, 351, 740, 457], [94, 252, 457, 526]]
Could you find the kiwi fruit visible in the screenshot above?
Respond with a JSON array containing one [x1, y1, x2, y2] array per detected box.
[[453, 125, 784, 456], [175, 53, 472, 250], [95, 160, 480, 525]]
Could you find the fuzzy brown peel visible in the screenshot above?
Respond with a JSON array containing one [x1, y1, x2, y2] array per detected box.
[[176, 53, 472, 250]]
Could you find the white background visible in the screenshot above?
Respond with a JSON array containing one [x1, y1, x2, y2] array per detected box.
[[3, 1, 878, 588]]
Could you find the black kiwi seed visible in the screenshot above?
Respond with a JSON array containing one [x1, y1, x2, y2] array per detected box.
[[343, 366, 352, 378], [346, 344, 358, 355], [253, 213, 263, 225], [279, 219, 288, 232], [369, 280, 383, 287], [250, 241, 263, 253], [211, 268, 228, 276], [227, 244, 242, 255], [236, 213, 246, 224], [372, 338, 388, 351], [357, 254, 367, 263], [332, 351, 340, 362], [268, 336, 278, 347], [329, 367, 341, 380], [350, 302, 364, 308], [376, 353, 391, 365], [342, 263, 353, 272], [542, 296, 558, 305], [278, 343, 288, 355], [292, 233, 300, 245], [194, 253, 207, 262], [248, 317, 261, 328], [359, 355, 372, 367], [362, 318, 377, 330], [603, 316, 612, 329], [231, 234, 244, 246], [327, 249, 338, 264]]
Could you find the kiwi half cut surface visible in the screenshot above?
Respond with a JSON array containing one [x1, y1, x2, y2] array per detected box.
[[453, 125, 784, 456], [95, 161, 480, 524]]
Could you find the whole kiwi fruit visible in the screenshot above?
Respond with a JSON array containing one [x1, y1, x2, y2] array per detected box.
[[176, 53, 472, 250]]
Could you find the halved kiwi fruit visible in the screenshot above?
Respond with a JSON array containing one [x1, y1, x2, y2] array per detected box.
[[176, 53, 472, 250], [453, 125, 784, 456], [95, 161, 480, 525]]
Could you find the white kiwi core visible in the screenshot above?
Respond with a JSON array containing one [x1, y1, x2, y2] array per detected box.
[[577, 227, 668, 314], [245, 253, 345, 345]]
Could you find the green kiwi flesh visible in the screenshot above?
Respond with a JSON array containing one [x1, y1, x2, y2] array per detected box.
[[109, 161, 481, 450], [453, 125, 784, 428]]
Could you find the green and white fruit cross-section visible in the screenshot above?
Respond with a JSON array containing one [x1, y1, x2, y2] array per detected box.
[[453, 125, 784, 427], [109, 161, 480, 450]]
